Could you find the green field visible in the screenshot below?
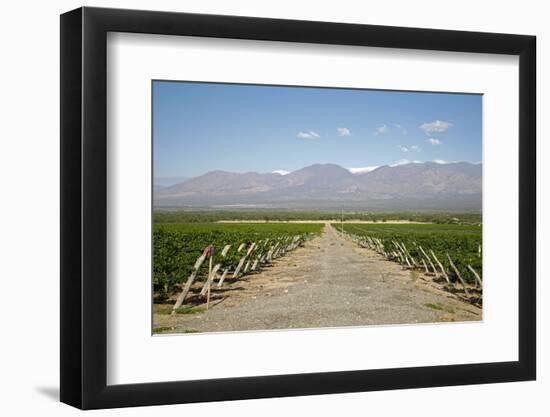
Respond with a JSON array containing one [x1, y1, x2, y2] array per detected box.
[[339, 223, 482, 284], [153, 223, 323, 294]]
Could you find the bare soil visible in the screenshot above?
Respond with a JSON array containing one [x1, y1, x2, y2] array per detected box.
[[154, 224, 481, 334]]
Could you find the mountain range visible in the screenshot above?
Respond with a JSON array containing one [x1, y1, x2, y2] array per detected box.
[[154, 161, 482, 210]]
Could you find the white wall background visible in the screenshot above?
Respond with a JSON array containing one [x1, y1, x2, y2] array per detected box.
[[0, 0, 545, 415]]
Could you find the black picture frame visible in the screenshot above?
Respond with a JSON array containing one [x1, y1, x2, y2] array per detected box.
[[60, 6, 536, 410]]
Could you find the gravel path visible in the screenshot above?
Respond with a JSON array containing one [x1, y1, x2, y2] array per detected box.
[[154, 224, 480, 333]]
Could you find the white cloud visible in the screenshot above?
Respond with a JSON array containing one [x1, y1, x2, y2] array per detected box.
[[373, 124, 389, 136], [426, 138, 443, 145], [348, 166, 379, 174], [337, 127, 352, 137], [297, 131, 320, 139], [398, 145, 419, 152], [420, 120, 452, 135], [272, 170, 291, 175]]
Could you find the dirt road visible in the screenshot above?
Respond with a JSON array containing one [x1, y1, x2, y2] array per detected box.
[[154, 224, 480, 333]]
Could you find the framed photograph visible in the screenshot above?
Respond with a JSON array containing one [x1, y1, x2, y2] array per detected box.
[[60, 6, 536, 409]]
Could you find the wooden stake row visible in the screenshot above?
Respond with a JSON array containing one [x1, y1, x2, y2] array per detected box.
[[342, 227, 481, 295], [172, 233, 311, 312]]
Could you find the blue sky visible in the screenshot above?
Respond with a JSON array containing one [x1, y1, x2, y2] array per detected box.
[[153, 81, 482, 178]]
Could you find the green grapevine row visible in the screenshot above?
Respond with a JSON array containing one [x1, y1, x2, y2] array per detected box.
[[153, 223, 323, 294]]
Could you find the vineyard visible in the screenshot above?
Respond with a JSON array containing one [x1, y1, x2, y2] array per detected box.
[[153, 223, 323, 310], [336, 223, 482, 302]]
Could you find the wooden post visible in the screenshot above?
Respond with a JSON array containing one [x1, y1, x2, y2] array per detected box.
[[467, 265, 483, 289], [403, 253, 412, 268], [392, 241, 404, 264], [172, 251, 208, 313], [206, 256, 213, 309], [422, 259, 429, 274], [419, 245, 437, 274], [446, 253, 470, 296], [206, 252, 220, 310], [246, 242, 256, 256], [400, 241, 417, 267], [221, 244, 231, 257], [430, 250, 451, 284], [266, 246, 274, 262], [232, 256, 246, 278], [395, 242, 411, 267], [200, 263, 221, 296], [217, 268, 229, 288]]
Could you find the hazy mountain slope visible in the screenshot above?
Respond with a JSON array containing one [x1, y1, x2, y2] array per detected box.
[[153, 176, 188, 187], [355, 162, 482, 198], [160, 170, 286, 196], [154, 162, 482, 210]]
